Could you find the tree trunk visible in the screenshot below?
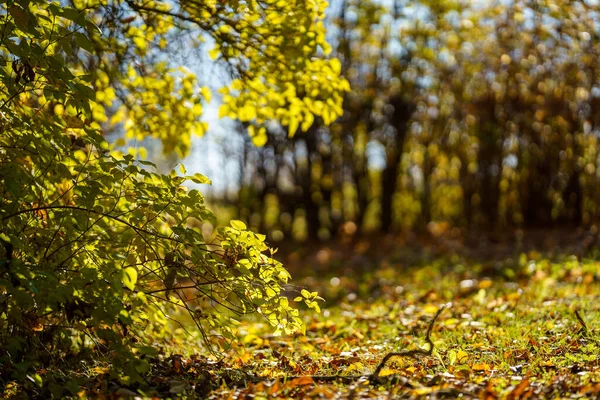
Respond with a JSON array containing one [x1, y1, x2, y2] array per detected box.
[[380, 96, 413, 233], [380, 149, 399, 233], [301, 129, 320, 240]]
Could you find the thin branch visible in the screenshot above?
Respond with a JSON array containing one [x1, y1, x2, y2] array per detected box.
[[238, 305, 447, 386], [142, 281, 228, 295], [575, 309, 588, 336], [371, 305, 445, 379], [3, 205, 202, 250]]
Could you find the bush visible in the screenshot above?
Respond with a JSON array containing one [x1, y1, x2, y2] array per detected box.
[[0, 0, 324, 389]]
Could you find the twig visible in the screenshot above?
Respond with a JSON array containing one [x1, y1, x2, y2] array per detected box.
[[239, 305, 447, 386], [575, 309, 588, 336], [370, 305, 445, 379]]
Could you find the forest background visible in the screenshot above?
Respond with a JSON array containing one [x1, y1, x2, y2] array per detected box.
[[188, 0, 600, 246]]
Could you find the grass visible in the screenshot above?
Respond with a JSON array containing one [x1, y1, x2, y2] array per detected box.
[[6, 248, 600, 398], [204, 250, 600, 398]]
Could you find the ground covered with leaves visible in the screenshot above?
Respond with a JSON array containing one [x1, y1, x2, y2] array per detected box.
[[5, 242, 600, 399]]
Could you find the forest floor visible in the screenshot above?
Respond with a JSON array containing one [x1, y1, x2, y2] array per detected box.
[[190, 236, 600, 399], [7, 235, 600, 399]]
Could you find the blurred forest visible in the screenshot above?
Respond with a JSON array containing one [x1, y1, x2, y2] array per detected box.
[[205, 0, 600, 244]]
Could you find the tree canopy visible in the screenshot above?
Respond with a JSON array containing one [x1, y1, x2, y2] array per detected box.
[[76, 0, 347, 156]]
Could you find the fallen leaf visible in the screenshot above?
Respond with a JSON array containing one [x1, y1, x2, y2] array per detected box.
[[287, 376, 314, 388], [508, 378, 530, 398], [472, 363, 492, 371]]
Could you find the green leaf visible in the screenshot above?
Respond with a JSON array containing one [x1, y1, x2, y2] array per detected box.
[[236, 261, 252, 277], [8, 5, 30, 27], [26, 373, 43, 387], [122, 267, 138, 291], [189, 173, 211, 184], [74, 32, 94, 53], [135, 359, 150, 374], [61, 8, 86, 25], [230, 220, 247, 230]]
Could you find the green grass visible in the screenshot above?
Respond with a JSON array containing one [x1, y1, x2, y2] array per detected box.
[[204, 252, 600, 398], [6, 251, 600, 398]]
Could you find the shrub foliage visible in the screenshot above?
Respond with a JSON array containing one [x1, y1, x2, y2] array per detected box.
[[0, 0, 338, 387]]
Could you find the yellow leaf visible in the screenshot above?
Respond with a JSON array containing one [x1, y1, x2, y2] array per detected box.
[[230, 220, 247, 230], [377, 368, 398, 377], [91, 366, 111, 375], [330, 58, 341, 74], [288, 117, 299, 137], [301, 112, 314, 131], [242, 334, 264, 347], [412, 387, 435, 395], [208, 46, 220, 60], [479, 279, 493, 289], [123, 267, 138, 291], [251, 127, 267, 146], [218, 104, 230, 118], [457, 349, 469, 364], [423, 304, 439, 314], [472, 362, 491, 371], [201, 86, 212, 102], [345, 362, 366, 375], [239, 103, 256, 121], [138, 147, 147, 159]]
